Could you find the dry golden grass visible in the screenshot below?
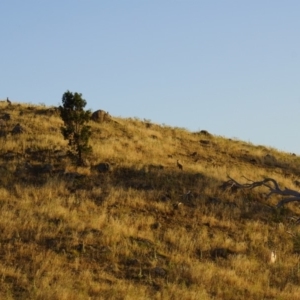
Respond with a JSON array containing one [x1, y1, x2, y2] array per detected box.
[[0, 100, 300, 299]]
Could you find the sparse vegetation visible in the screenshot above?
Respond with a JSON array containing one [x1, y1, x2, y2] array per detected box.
[[0, 100, 300, 299]]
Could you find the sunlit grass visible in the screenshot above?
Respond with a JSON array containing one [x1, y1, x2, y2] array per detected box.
[[0, 100, 300, 298]]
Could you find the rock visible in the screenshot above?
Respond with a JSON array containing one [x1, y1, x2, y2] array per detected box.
[[150, 222, 160, 230], [199, 130, 212, 136], [95, 162, 110, 173], [152, 267, 167, 277], [264, 154, 277, 165], [210, 248, 235, 260], [91, 110, 111, 123], [126, 258, 140, 266]]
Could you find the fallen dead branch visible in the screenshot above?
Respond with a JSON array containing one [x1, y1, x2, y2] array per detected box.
[[222, 176, 300, 208]]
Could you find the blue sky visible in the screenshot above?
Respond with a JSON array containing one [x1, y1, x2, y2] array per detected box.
[[1, 1, 300, 153]]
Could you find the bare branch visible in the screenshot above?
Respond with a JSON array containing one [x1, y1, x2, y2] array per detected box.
[[224, 176, 300, 208], [276, 197, 300, 208]]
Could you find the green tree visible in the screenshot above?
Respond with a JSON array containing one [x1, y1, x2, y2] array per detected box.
[[59, 91, 92, 165]]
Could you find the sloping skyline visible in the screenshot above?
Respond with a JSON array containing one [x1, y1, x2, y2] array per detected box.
[[1, 1, 300, 153]]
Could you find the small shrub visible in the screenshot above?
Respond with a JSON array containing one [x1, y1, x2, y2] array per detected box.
[[59, 91, 92, 165]]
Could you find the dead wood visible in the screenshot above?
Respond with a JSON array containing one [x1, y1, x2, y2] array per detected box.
[[223, 176, 300, 208]]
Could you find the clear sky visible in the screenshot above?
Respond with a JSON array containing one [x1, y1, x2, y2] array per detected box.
[[1, 1, 300, 154]]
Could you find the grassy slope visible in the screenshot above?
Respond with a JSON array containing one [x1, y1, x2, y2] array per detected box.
[[0, 101, 300, 299]]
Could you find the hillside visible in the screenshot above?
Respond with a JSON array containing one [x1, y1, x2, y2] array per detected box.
[[0, 100, 300, 299]]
